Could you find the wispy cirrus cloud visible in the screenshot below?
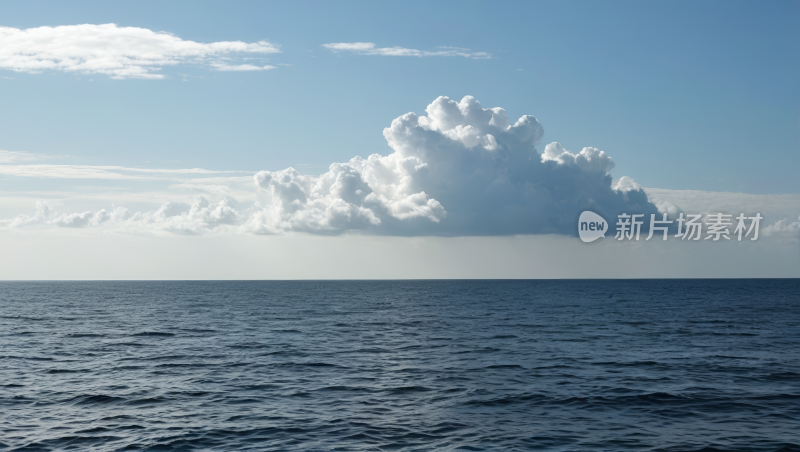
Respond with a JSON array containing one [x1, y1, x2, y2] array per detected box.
[[321, 42, 491, 59], [0, 24, 281, 79], [0, 164, 252, 181], [211, 62, 276, 71], [0, 150, 59, 164]]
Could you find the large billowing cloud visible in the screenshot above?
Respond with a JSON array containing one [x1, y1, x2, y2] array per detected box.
[[1, 96, 666, 236], [0, 24, 279, 79], [247, 95, 660, 235]]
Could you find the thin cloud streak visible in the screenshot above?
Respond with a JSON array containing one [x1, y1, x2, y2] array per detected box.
[[322, 42, 491, 59], [0, 150, 63, 164], [211, 63, 276, 71], [0, 164, 253, 180]]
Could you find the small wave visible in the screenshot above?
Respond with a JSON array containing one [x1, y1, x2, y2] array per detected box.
[[0, 315, 46, 321], [66, 333, 106, 338], [3, 355, 54, 361], [225, 397, 264, 404], [46, 368, 87, 374], [677, 447, 730, 452], [708, 332, 759, 337], [155, 362, 213, 368], [112, 365, 145, 371], [240, 384, 280, 390], [131, 331, 175, 337], [76, 426, 110, 434], [125, 396, 171, 406], [762, 372, 800, 381], [99, 415, 135, 421], [465, 393, 546, 406], [398, 344, 424, 350], [750, 393, 800, 401], [455, 347, 501, 354], [266, 361, 341, 369], [591, 360, 662, 367], [533, 364, 575, 369], [317, 385, 370, 392], [227, 343, 270, 349], [352, 347, 392, 353], [67, 394, 125, 406], [20, 435, 125, 449], [110, 342, 151, 347], [166, 391, 211, 397], [132, 354, 187, 361], [224, 362, 250, 367], [386, 385, 432, 393], [256, 350, 297, 356]]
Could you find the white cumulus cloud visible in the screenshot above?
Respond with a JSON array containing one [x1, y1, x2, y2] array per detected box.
[[53, 210, 99, 228], [246, 95, 660, 235], [322, 42, 490, 59], [763, 215, 800, 241], [1, 201, 54, 228], [543, 142, 615, 174], [0, 24, 280, 79]]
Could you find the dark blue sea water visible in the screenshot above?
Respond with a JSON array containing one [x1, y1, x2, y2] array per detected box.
[[1, 280, 799, 452]]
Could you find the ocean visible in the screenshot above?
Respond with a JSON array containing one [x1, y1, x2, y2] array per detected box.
[[1, 280, 798, 451]]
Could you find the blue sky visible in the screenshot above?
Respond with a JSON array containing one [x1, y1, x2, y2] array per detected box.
[[0, 1, 798, 278], [2, 0, 798, 193]]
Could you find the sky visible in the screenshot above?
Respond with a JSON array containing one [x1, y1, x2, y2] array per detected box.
[[0, 0, 798, 279]]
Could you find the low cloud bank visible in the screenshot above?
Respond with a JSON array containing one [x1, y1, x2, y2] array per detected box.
[[2, 197, 241, 234], [3, 96, 670, 236]]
